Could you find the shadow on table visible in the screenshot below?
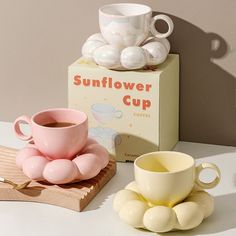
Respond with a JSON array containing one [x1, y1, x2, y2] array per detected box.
[[234, 173, 236, 187], [83, 163, 134, 212], [164, 192, 236, 235], [174, 141, 236, 159]]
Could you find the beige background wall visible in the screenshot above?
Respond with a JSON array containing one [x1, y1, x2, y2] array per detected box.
[[0, 0, 236, 146]]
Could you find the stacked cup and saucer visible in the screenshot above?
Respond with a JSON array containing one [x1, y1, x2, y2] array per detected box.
[[113, 151, 221, 233], [81, 3, 174, 70], [14, 108, 109, 184]]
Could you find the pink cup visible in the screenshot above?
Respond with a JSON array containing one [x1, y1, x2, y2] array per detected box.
[[14, 108, 88, 160]]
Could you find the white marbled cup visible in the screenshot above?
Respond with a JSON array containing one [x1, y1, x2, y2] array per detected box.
[[99, 3, 174, 49]]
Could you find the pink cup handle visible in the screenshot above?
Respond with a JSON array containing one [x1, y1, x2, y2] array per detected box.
[[13, 115, 32, 141]]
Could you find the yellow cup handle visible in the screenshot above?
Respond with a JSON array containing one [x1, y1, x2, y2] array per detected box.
[[195, 163, 221, 189]]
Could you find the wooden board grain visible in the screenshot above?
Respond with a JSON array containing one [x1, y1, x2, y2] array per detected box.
[[0, 146, 116, 211]]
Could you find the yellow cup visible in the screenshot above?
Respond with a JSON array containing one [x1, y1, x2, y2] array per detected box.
[[134, 151, 220, 207]]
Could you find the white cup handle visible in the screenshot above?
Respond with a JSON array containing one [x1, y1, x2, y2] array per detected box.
[[150, 14, 174, 39], [114, 110, 122, 119], [195, 162, 221, 189]]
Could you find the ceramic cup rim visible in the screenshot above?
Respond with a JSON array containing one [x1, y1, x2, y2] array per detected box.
[[99, 3, 152, 18], [134, 151, 195, 174], [31, 108, 88, 130]]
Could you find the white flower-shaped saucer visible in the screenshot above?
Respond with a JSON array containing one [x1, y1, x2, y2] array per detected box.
[[113, 181, 214, 233], [81, 33, 170, 70]]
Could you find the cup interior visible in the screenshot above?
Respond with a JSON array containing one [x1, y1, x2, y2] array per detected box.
[[32, 108, 87, 127], [135, 152, 194, 173], [100, 3, 151, 17]]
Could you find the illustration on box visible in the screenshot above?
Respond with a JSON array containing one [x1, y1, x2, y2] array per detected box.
[[81, 3, 174, 70], [13, 108, 110, 184], [89, 103, 122, 151], [91, 103, 122, 124]]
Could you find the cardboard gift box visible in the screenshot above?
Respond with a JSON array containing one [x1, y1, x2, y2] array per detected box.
[[68, 54, 179, 161]]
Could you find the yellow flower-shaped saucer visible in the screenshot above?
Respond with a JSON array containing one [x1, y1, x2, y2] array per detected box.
[[113, 181, 214, 233]]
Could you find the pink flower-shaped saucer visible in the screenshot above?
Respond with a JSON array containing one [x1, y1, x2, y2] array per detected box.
[[16, 138, 109, 184]]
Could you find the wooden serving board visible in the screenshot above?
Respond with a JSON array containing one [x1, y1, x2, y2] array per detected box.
[[0, 146, 116, 211]]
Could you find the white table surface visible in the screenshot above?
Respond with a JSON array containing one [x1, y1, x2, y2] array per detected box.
[[0, 121, 236, 236]]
